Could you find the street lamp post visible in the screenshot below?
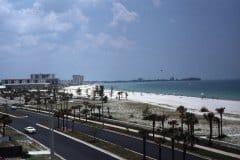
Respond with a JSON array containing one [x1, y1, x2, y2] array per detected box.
[[50, 103, 54, 160]]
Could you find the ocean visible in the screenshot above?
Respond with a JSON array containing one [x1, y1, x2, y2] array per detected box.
[[102, 80, 240, 101]]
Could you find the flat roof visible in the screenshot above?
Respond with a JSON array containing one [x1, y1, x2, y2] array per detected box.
[[4, 83, 50, 86]]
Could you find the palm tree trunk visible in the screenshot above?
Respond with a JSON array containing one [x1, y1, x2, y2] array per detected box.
[[153, 120, 155, 139], [62, 114, 65, 130], [143, 136, 146, 160], [158, 143, 162, 160], [218, 122, 220, 138], [3, 123, 6, 137], [181, 118, 183, 131], [101, 99, 104, 116], [98, 108, 101, 120], [57, 117, 60, 128], [220, 114, 223, 137], [183, 144, 187, 160], [209, 121, 212, 142], [72, 119, 74, 132], [171, 138, 175, 160]]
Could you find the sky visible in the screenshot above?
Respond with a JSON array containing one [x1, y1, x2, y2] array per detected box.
[[0, 0, 240, 81]]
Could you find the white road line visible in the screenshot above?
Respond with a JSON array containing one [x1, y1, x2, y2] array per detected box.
[[7, 125, 65, 160], [22, 107, 240, 160], [0, 111, 28, 118], [36, 123, 125, 160]]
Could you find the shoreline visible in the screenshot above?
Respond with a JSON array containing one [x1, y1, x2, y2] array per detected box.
[[64, 85, 240, 120]]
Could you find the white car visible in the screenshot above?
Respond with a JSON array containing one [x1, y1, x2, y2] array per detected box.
[[11, 106, 17, 110], [24, 126, 36, 134]]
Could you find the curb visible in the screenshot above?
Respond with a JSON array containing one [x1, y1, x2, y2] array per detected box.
[[36, 123, 125, 160]]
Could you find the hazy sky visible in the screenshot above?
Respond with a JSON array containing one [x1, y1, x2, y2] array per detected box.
[[0, 0, 240, 80]]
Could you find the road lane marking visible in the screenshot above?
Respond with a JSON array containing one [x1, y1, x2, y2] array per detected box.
[[22, 107, 239, 160], [36, 123, 125, 160], [7, 125, 65, 160]]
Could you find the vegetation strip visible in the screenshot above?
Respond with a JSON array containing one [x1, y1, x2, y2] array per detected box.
[[36, 123, 126, 160]]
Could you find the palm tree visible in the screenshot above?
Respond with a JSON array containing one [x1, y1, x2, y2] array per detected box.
[[184, 112, 198, 147], [35, 89, 41, 112], [81, 108, 90, 122], [176, 106, 187, 131], [155, 129, 167, 160], [88, 103, 96, 119], [168, 120, 178, 129], [77, 104, 83, 120], [159, 114, 169, 129], [60, 109, 65, 130], [138, 129, 149, 160], [216, 107, 225, 137], [64, 109, 71, 131], [98, 85, 105, 116], [54, 110, 61, 128], [71, 105, 79, 121], [176, 131, 192, 160], [71, 104, 82, 121], [71, 105, 80, 131], [96, 105, 101, 120], [76, 88, 82, 96], [204, 112, 215, 142], [24, 93, 31, 104], [0, 115, 12, 136], [168, 120, 179, 160], [200, 107, 209, 112], [214, 116, 220, 138], [143, 114, 160, 139]]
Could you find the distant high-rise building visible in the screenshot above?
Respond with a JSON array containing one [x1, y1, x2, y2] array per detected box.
[[1, 73, 58, 89], [72, 75, 84, 85]]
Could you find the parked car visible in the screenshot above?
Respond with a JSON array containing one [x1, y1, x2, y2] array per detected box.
[[24, 126, 36, 134], [11, 106, 17, 110]]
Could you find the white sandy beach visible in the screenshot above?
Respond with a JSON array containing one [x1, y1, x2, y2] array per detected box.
[[64, 85, 240, 120]]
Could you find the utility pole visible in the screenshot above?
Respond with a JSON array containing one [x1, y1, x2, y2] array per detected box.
[[49, 86, 56, 160], [50, 103, 54, 160]]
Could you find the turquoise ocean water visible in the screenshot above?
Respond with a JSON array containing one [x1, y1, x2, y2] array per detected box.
[[102, 80, 240, 101]]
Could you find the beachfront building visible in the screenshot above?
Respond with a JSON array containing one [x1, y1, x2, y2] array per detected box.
[[59, 75, 84, 86], [72, 75, 84, 85], [1, 73, 59, 89]]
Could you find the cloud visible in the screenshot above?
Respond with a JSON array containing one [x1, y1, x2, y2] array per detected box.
[[0, 0, 89, 34], [0, 0, 134, 59], [110, 2, 138, 26], [152, 0, 161, 7], [85, 32, 134, 49]]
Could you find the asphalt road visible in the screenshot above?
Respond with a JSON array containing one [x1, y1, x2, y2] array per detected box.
[[9, 110, 117, 160], [10, 109, 206, 160]]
